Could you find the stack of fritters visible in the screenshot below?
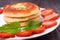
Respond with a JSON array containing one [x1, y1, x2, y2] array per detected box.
[[3, 2, 41, 27]]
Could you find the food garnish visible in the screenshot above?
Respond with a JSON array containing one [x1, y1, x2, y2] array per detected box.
[[0, 22, 20, 34], [0, 8, 3, 14], [0, 20, 43, 37], [44, 14, 59, 21], [41, 8, 53, 17], [16, 30, 32, 37], [23, 20, 42, 30], [42, 21, 57, 28], [0, 32, 15, 38], [32, 25, 45, 34]]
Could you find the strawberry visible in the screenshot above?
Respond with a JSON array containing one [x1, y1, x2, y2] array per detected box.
[[41, 8, 53, 17], [44, 14, 59, 21], [42, 21, 57, 28], [32, 25, 45, 34], [0, 9, 3, 14], [0, 32, 15, 38], [16, 30, 32, 37]]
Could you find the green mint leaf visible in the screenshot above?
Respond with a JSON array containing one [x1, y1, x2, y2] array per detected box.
[[0, 28, 20, 34], [31, 21, 42, 29], [23, 20, 42, 30], [0, 22, 21, 34], [23, 20, 33, 30], [1, 22, 20, 29]]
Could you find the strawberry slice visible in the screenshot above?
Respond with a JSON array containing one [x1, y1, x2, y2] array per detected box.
[[0, 32, 15, 38], [32, 25, 45, 34], [0, 9, 3, 14], [16, 30, 32, 37], [42, 21, 57, 28], [41, 8, 53, 17], [44, 14, 59, 21]]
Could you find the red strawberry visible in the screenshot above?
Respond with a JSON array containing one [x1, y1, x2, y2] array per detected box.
[[16, 30, 32, 37], [42, 21, 57, 29], [0, 32, 15, 38], [0, 9, 3, 14], [44, 14, 59, 21], [32, 25, 45, 34], [41, 8, 53, 17]]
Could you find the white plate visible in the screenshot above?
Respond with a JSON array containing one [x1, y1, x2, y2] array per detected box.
[[0, 8, 60, 40]]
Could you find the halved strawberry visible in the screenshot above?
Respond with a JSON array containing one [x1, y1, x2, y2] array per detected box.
[[16, 30, 32, 37], [41, 8, 53, 17], [0, 32, 15, 38], [42, 21, 57, 29], [32, 25, 45, 34], [44, 14, 59, 21], [0, 9, 3, 14]]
